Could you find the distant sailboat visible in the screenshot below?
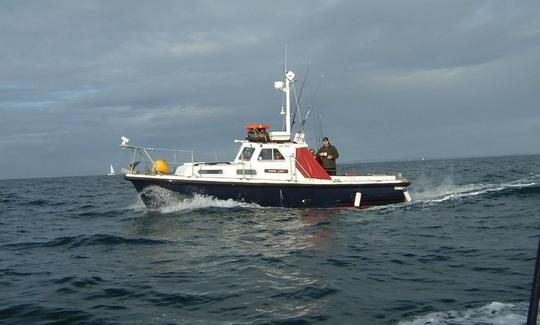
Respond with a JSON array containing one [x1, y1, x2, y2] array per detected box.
[[108, 165, 116, 176]]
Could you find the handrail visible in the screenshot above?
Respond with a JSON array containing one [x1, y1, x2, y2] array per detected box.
[[121, 141, 325, 183], [121, 143, 195, 176]]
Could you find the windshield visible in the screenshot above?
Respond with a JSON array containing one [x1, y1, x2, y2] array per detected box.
[[239, 147, 255, 161]]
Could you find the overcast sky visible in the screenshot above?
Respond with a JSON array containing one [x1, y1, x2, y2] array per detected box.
[[1, 0, 539, 179]]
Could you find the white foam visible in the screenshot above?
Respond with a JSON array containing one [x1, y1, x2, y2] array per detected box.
[[158, 194, 260, 213], [398, 301, 527, 325], [140, 185, 179, 207], [133, 185, 261, 213]]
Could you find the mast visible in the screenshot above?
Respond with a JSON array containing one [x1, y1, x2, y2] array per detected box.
[[274, 70, 295, 137], [285, 71, 295, 135]]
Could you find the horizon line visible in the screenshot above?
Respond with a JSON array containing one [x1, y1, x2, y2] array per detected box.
[[1, 152, 539, 181]]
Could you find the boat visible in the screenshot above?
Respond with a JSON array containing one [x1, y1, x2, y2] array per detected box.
[[120, 67, 411, 208], [108, 165, 115, 176]]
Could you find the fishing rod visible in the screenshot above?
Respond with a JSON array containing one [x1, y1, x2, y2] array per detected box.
[[317, 108, 324, 148], [308, 105, 323, 149], [298, 109, 310, 134], [307, 105, 318, 147], [297, 62, 310, 107], [291, 63, 310, 131], [305, 74, 325, 148], [290, 83, 298, 130], [291, 83, 302, 132]]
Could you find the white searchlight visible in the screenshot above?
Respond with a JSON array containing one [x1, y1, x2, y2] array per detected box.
[[273, 81, 285, 90], [120, 136, 130, 146]]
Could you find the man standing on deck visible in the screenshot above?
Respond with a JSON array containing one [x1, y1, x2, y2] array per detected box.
[[317, 137, 339, 175]]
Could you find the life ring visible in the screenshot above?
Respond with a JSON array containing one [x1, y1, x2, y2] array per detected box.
[[245, 123, 270, 130]]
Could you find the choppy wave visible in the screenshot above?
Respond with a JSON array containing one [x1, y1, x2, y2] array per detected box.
[[2, 234, 168, 250], [398, 301, 527, 325], [2, 158, 540, 325], [0, 304, 94, 324]]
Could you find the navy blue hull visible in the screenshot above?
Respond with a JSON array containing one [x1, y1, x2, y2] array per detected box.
[[126, 176, 410, 208]]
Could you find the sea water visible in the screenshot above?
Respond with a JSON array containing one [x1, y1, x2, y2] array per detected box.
[[1, 155, 539, 324]]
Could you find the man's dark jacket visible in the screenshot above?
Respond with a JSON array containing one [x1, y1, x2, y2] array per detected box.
[[317, 144, 339, 171]]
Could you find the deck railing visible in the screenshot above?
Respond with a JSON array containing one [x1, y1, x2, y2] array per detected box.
[[121, 140, 325, 182], [121, 143, 195, 176]]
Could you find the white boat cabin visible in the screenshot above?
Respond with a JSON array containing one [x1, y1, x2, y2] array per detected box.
[[173, 126, 316, 182]]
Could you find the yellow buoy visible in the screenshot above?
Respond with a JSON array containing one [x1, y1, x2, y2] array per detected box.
[[153, 159, 170, 175]]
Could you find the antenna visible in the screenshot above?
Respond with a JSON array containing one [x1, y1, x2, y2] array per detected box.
[[284, 41, 288, 74], [279, 41, 288, 131]]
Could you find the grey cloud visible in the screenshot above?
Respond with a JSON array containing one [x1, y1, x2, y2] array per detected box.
[[0, 0, 539, 179]]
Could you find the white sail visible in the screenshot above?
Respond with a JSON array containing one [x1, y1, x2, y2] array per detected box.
[[108, 164, 115, 175]]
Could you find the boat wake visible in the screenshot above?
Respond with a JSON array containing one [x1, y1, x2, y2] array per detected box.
[[397, 301, 527, 325], [356, 174, 539, 213], [409, 174, 540, 207], [137, 186, 260, 213]]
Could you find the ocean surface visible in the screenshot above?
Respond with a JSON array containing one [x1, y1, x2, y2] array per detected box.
[[1, 154, 540, 324]]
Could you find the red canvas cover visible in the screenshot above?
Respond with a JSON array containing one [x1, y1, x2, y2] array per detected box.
[[295, 147, 331, 180]]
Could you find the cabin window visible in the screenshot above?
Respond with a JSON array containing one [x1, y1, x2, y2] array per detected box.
[[236, 169, 257, 175], [239, 147, 255, 161], [258, 149, 273, 160], [198, 169, 223, 174], [258, 148, 285, 161], [258, 148, 285, 160], [273, 149, 285, 160]]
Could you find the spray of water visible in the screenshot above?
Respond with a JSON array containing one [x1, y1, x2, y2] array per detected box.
[[131, 185, 260, 213], [364, 174, 539, 213], [409, 174, 539, 207], [398, 301, 527, 325], [158, 194, 260, 213]]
